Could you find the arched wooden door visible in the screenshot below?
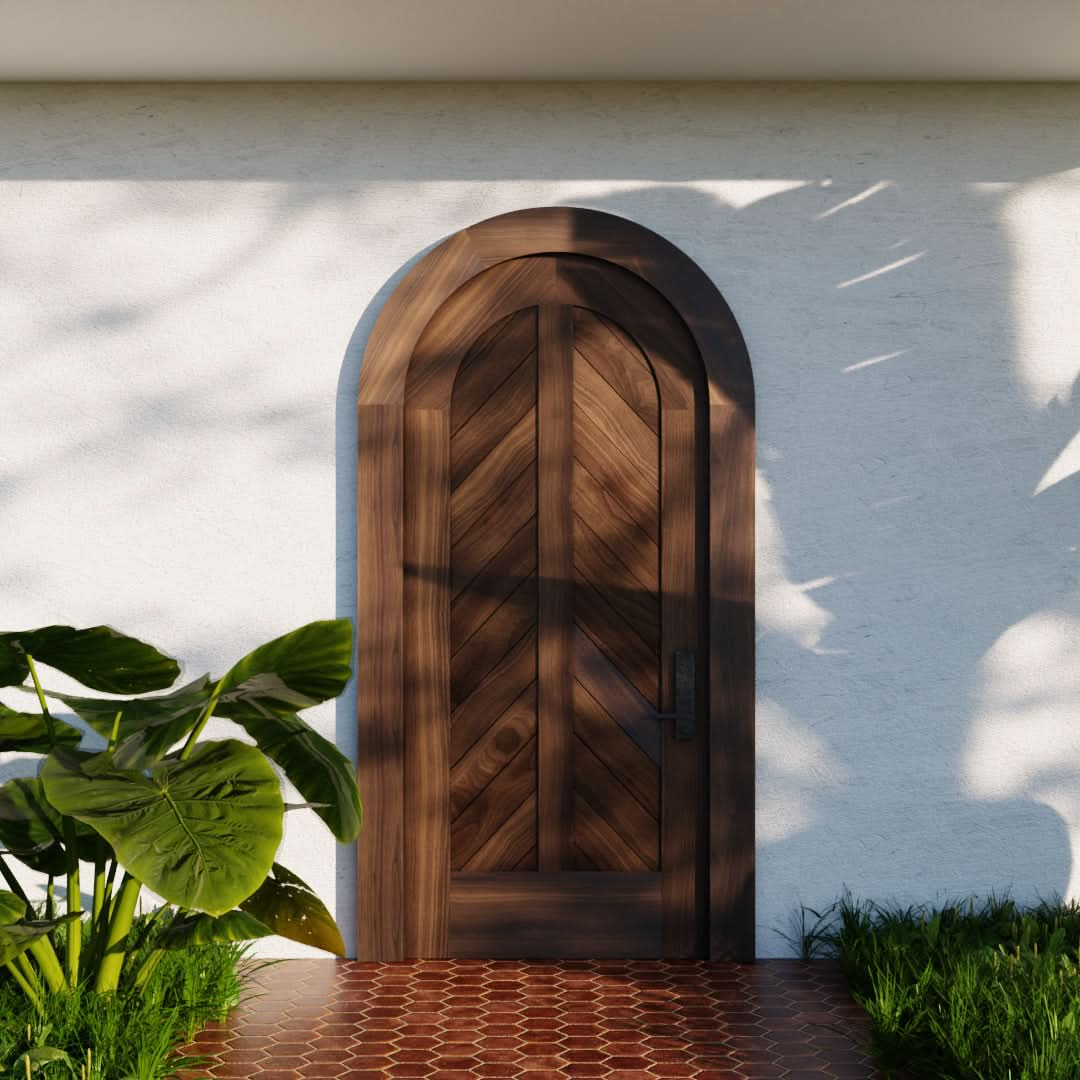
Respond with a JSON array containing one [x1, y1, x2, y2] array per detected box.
[[357, 208, 754, 961]]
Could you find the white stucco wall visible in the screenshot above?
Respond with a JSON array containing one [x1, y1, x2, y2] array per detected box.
[[1, 84, 1077, 958]]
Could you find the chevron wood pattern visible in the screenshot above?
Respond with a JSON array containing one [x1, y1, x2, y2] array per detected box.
[[449, 308, 540, 872], [447, 297, 665, 881], [570, 308, 662, 875], [402, 249, 715, 953], [361, 208, 756, 961]]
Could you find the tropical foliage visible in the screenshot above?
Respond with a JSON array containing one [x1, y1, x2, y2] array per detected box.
[[0, 619, 359, 1007]]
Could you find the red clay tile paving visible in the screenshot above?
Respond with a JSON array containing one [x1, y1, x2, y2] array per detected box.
[[181, 959, 881, 1079]]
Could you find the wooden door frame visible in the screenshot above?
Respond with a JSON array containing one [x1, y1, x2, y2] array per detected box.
[[356, 206, 755, 961]]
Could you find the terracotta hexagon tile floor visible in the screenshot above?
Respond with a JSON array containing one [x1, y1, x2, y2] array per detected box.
[[183, 959, 881, 1079]]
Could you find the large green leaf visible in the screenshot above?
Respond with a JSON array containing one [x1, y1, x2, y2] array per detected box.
[[56, 675, 213, 768], [0, 889, 27, 923], [41, 741, 283, 916], [223, 711, 361, 844], [0, 625, 179, 693], [0, 775, 108, 874], [215, 619, 353, 718], [210, 619, 358, 843], [0, 645, 26, 688], [0, 778, 67, 875], [0, 705, 81, 753], [159, 908, 273, 949], [239, 863, 345, 956], [0, 913, 80, 966], [155, 867, 345, 955]]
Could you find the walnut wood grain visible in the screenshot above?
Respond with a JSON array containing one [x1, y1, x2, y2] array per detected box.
[[574, 575, 658, 705], [573, 308, 660, 434], [453, 464, 537, 600], [659, 404, 702, 958], [573, 735, 659, 870], [360, 207, 755, 961], [536, 303, 574, 873], [451, 309, 537, 434], [450, 628, 536, 764], [360, 207, 753, 414], [450, 463, 536, 593], [573, 626, 660, 764], [557, 256, 698, 411], [406, 259, 552, 411], [573, 456, 659, 594], [450, 515, 537, 650], [461, 793, 537, 873], [451, 737, 537, 869], [451, 348, 537, 488], [450, 683, 537, 818], [573, 347, 658, 490], [573, 678, 659, 818], [450, 576, 537, 709], [402, 406, 450, 958], [572, 514, 659, 651], [572, 792, 651, 873], [710, 401, 755, 961], [448, 872, 662, 958], [450, 408, 537, 549], [355, 404, 404, 960], [573, 405, 659, 544]]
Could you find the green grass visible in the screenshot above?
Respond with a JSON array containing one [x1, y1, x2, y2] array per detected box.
[[805, 894, 1080, 1080], [1, 915, 255, 1080]]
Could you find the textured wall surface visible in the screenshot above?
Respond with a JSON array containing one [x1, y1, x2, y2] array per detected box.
[[1, 84, 1077, 957]]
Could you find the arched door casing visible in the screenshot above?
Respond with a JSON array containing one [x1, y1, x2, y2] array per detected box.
[[357, 208, 754, 961]]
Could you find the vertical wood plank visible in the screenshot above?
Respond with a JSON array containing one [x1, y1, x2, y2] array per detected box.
[[659, 405, 701, 958], [404, 407, 451, 957], [356, 403, 404, 960], [537, 303, 574, 872], [709, 401, 756, 961]]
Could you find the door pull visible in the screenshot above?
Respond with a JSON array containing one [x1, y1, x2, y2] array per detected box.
[[654, 650, 695, 741]]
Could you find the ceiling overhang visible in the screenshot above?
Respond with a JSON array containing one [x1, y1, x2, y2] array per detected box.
[[2, 0, 1080, 82]]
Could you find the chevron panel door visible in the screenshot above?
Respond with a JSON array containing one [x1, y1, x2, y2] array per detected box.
[[402, 254, 707, 958]]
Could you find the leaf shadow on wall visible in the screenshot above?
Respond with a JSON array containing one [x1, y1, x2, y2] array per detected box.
[[338, 177, 1077, 956], [576, 183, 1077, 955]]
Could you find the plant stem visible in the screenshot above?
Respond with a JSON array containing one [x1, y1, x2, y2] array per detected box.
[[178, 676, 226, 761], [4, 960, 41, 1010], [102, 859, 117, 910], [0, 852, 31, 907], [133, 947, 165, 991], [84, 851, 113, 977], [62, 817, 81, 986], [128, 902, 168, 959], [95, 859, 118, 955], [13, 952, 44, 1016], [92, 850, 106, 927], [45, 877, 55, 921], [94, 873, 141, 993], [107, 708, 123, 751], [28, 935, 66, 992], [24, 654, 56, 749], [15, 951, 41, 995]]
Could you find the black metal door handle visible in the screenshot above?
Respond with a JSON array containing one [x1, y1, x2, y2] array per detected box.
[[654, 650, 695, 741]]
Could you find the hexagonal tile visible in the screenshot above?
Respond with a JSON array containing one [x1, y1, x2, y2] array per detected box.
[[193, 957, 882, 1078]]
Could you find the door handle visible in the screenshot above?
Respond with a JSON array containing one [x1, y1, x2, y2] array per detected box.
[[654, 650, 695, 741]]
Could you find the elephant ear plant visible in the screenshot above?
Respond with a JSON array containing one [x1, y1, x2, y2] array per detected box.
[[0, 619, 360, 1007]]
